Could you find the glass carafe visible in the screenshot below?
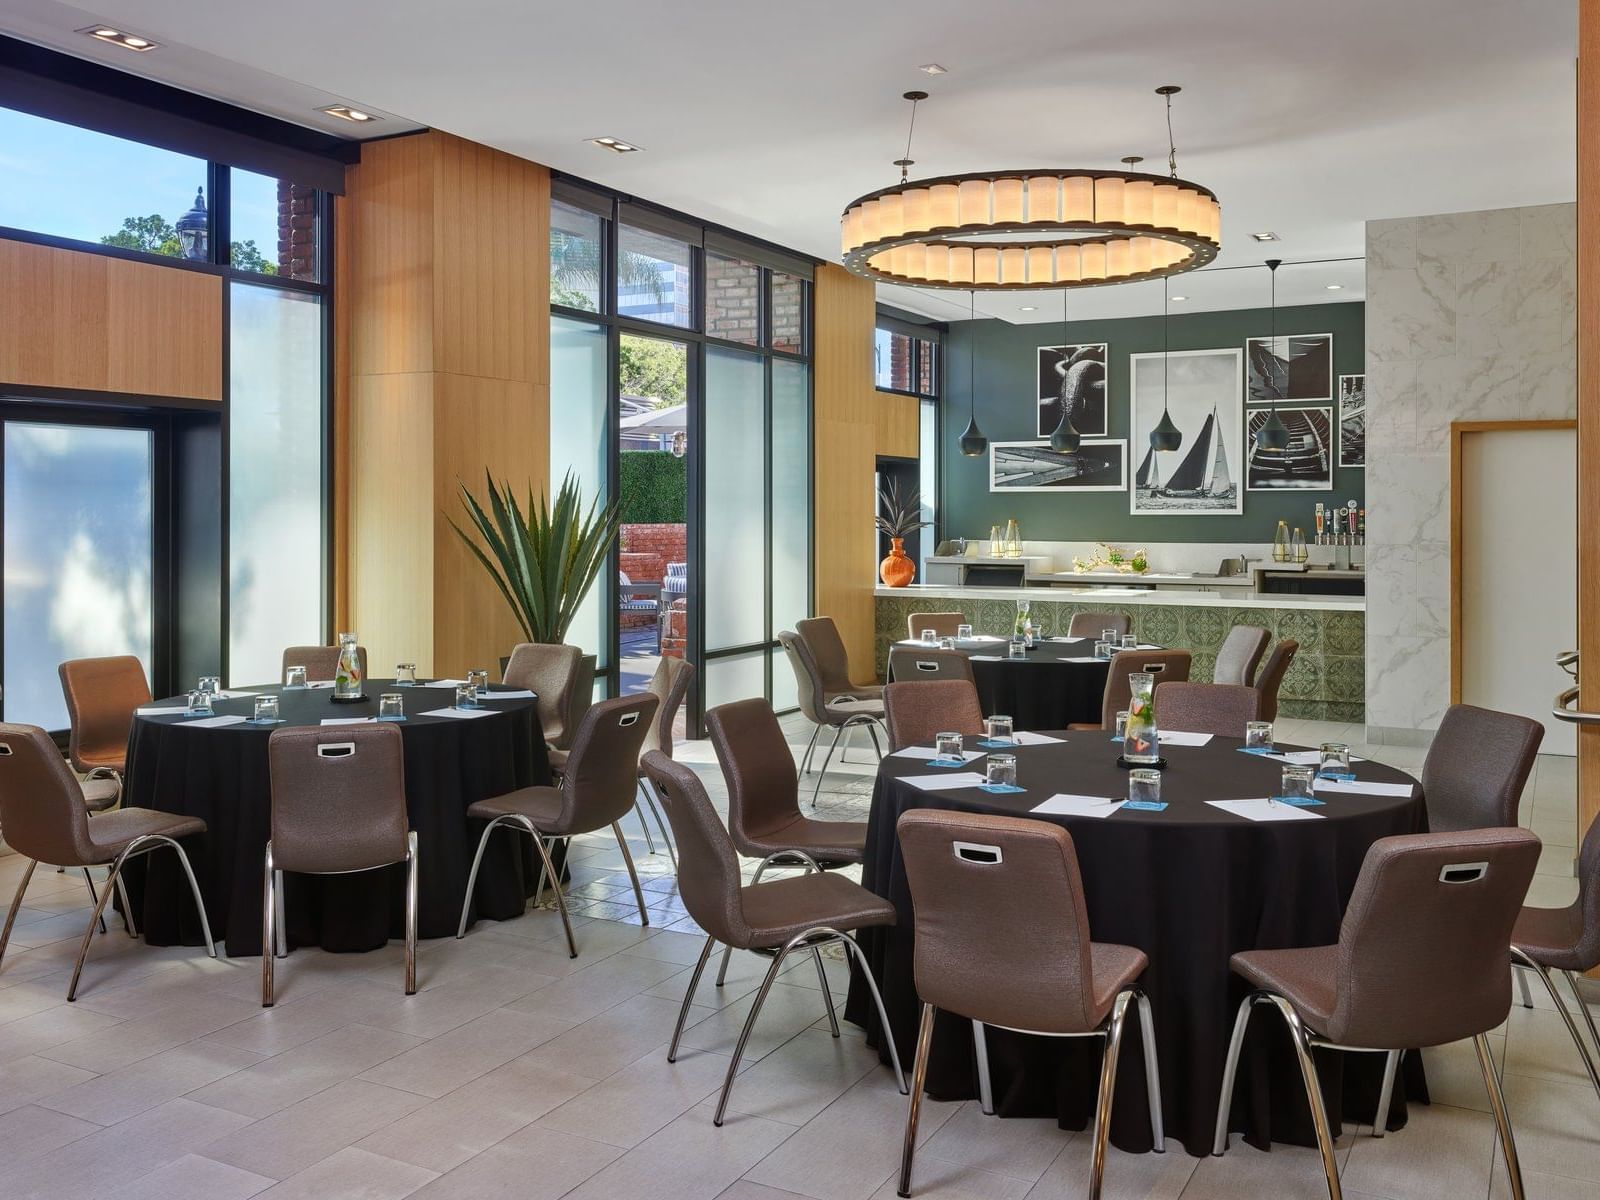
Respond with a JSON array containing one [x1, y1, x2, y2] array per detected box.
[[1013, 598, 1031, 639], [334, 632, 364, 700], [1272, 519, 1291, 563], [1291, 527, 1308, 563], [1123, 671, 1160, 764], [1004, 518, 1022, 558], [990, 524, 1004, 556]]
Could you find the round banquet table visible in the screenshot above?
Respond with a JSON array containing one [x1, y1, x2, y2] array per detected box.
[[842, 731, 1429, 1157], [893, 636, 1117, 729], [120, 682, 551, 957]]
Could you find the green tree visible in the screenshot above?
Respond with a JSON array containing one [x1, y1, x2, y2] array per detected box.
[[230, 239, 278, 275], [549, 229, 667, 312], [618, 335, 686, 406], [100, 215, 279, 274]]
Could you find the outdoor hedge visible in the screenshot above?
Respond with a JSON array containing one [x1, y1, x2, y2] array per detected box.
[[619, 451, 687, 523]]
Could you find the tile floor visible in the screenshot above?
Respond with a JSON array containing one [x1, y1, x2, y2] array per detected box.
[[0, 715, 1593, 1199]]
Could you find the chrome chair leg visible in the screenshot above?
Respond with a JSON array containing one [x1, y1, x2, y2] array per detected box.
[[1372, 1050, 1400, 1137], [274, 870, 287, 957], [113, 870, 137, 938], [834, 929, 907, 1094], [262, 842, 277, 1006], [798, 723, 822, 776], [68, 853, 123, 1002], [897, 1001, 937, 1198], [1265, 994, 1343, 1200], [456, 815, 505, 938], [668, 935, 716, 1062], [639, 778, 676, 868], [1564, 969, 1600, 1056], [521, 821, 578, 958], [713, 945, 790, 1126], [1514, 948, 1600, 1101], [0, 858, 38, 971], [1478, 1032, 1526, 1200], [863, 718, 884, 760], [1089, 993, 1133, 1200], [81, 868, 107, 935], [612, 821, 650, 926], [972, 1020, 995, 1115], [1212, 993, 1256, 1155], [632, 795, 658, 856], [813, 947, 840, 1037], [404, 832, 418, 995], [812, 724, 848, 805], [1135, 989, 1165, 1151], [161, 836, 216, 960], [1515, 962, 1535, 1009]]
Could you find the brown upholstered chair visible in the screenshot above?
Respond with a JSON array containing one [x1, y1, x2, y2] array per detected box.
[[884, 680, 985, 753], [281, 644, 368, 684], [0, 723, 215, 1001], [796, 615, 883, 702], [59, 655, 150, 810], [1421, 704, 1542, 833], [1154, 682, 1261, 737], [503, 642, 583, 761], [457, 694, 658, 957], [633, 656, 695, 866], [1214, 828, 1540, 1200], [1253, 639, 1298, 722], [895, 809, 1162, 1198], [263, 724, 416, 1006], [1511, 812, 1600, 1104], [1067, 611, 1132, 639], [1068, 649, 1192, 731], [779, 630, 885, 804], [640, 749, 906, 1127], [1212, 625, 1270, 686], [886, 646, 975, 685], [905, 612, 965, 641]]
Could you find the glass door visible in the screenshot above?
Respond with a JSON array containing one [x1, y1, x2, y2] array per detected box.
[[2, 412, 160, 730]]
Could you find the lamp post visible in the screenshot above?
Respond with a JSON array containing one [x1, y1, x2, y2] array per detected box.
[[176, 188, 209, 260]]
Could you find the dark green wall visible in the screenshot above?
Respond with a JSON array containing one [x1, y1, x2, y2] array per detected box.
[[942, 301, 1364, 544]]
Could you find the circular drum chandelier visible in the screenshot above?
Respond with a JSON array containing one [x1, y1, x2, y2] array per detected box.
[[840, 86, 1220, 290]]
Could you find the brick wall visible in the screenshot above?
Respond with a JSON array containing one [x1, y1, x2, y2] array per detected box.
[[276, 180, 319, 281], [620, 524, 686, 574]]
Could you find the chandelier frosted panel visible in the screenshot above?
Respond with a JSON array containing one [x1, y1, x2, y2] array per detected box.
[[840, 170, 1220, 290]]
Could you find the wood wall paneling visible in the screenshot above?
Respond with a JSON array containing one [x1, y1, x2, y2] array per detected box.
[[1579, 0, 1599, 857]]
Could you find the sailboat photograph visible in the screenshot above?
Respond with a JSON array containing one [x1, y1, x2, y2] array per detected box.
[[1130, 347, 1244, 515]]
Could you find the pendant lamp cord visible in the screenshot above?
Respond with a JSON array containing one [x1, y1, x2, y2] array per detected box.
[[968, 291, 977, 421], [1268, 259, 1280, 420], [1165, 90, 1178, 178], [895, 92, 926, 183], [1161, 276, 1171, 415]]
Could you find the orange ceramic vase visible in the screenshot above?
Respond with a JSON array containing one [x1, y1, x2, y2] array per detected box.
[[880, 537, 915, 587]]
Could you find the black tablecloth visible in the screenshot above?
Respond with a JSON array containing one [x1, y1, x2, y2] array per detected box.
[[121, 682, 551, 956], [843, 733, 1429, 1157], [894, 636, 1113, 729]]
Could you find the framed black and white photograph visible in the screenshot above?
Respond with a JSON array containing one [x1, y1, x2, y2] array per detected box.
[[989, 439, 1127, 493], [1246, 333, 1333, 403], [1129, 348, 1244, 516], [1338, 373, 1366, 467], [1246, 406, 1335, 491], [1037, 344, 1109, 438]]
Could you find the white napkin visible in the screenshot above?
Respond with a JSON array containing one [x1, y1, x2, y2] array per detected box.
[[890, 746, 984, 763], [136, 705, 188, 716], [187, 714, 248, 728], [901, 771, 989, 792], [422, 706, 495, 720], [1032, 793, 1125, 817], [426, 679, 473, 688], [1312, 778, 1414, 798], [321, 717, 374, 726], [1010, 731, 1065, 746], [1158, 731, 1213, 747], [481, 688, 537, 700], [1207, 798, 1325, 822]]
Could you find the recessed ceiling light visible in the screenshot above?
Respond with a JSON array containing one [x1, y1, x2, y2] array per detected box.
[[1251, 231, 1280, 242], [1170, 295, 1188, 302], [1019, 305, 1037, 311], [1325, 283, 1344, 290], [590, 136, 642, 153], [319, 104, 379, 124], [918, 63, 948, 75], [79, 25, 159, 51]]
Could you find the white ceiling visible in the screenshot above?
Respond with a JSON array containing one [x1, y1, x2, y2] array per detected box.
[[1, 0, 1577, 324]]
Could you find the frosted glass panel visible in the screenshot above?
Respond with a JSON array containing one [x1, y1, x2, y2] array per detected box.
[[919, 399, 938, 579], [705, 650, 766, 710], [551, 316, 610, 669], [229, 283, 324, 686], [771, 359, 810, 635], [4, 423, 153, 730], [770, 646, 800, 714], [704, 347, 766, 650]]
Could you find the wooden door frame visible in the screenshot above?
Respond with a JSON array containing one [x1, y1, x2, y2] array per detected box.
[[1449, 419, 1577, 705]]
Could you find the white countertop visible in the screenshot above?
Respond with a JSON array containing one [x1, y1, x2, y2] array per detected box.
[[1025, 570, 1256, 587], [876, 582, 1364, 612]]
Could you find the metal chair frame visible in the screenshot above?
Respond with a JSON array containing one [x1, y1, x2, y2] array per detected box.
[[1510, 947, 1600, 1103], [799, 709, 886, 806], [262, 831, 417, 1007], [1212, 990, 1526, 1200]]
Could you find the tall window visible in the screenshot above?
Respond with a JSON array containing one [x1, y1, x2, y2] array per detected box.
[[877, 314, 942, 575]]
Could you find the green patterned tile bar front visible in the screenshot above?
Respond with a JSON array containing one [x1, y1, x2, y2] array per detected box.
[[875, 586, 1364, 722]]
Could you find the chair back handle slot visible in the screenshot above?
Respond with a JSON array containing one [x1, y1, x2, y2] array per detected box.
[[1439, 861, 1488, 884], [316, 742, 356, 759], [954, 841, 1003, 865]]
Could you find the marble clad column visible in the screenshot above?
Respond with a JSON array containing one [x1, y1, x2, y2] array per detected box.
[[1364, 204, 1576, 741]]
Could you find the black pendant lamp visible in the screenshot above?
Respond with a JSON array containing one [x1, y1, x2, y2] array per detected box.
[[1048, 288, 1081, 453], [1255, 259, 1291, 452], [1149, 277, 1182, 452], [959, 291, 989, 457]]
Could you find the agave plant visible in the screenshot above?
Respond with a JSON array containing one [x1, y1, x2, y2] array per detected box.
[[451, 471, 622, 645], [875, 478, 932, 539]]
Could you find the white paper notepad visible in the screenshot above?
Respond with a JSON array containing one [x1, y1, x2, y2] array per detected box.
[[890, 746, 985, 763], [1032, 794, 1125, 818], [970, 655, 1005, 662], [321, 717, 374, 726], [136, 705, 188, 716], [901, 772, 989, 792], [1158, 731, 1213, 747], [1207, 798, 1325, 822], [1312, 778, 1415, 798], [422, 706, 495, 720], [1010, 731, 1065, 746], [481, 689, 537, 700], [1063, 657, 1103, 664], [188, 715, 248, 728], [1259, 749, 1368, 766], [426, 679, 473, 687]]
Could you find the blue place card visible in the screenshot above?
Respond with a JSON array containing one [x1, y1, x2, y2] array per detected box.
[[976, 738, 1017, 749], [1123, 800, 1167, 812], [979, 782, 1026, 794], [1238, 746, 1276, 756], [1317, 771, 1356, 783], [377, 714, 408, 723], [1109, 735, 1123, 744], [928, 756, 968, 768], [246, 718, 285, 726], [1273, 795, 1326, 807]]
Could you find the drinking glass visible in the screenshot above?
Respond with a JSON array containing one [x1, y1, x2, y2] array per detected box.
[[934, 731, 964, 763], [1245, 721, 1274, 751], [284, 666, 308, 689], [395, 663, 417, 686], [467, 669, 490, 694], [1113, 710, 1130, 742], [1008, 640, 1027, 660], [938, 636, 957, 650], [1102, 628, 1118, 648], [1281, 765, 1317, 803], [956, 624, 974, 640], [198, 676, 221, 697], [1094, 640, 1111, 660], [1318, 742, 1352, 778], [1128, 768, 1162, 805], [920, 628, 938, 646], [984, 715, 1014, 745], [187, 690, 213, 716], [252, 695, 280, 724], [455, 684, 478, 710], [986, 753, 1018, 788], [378, 693, 406, 721], [1121, 634, 1137, 650]]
